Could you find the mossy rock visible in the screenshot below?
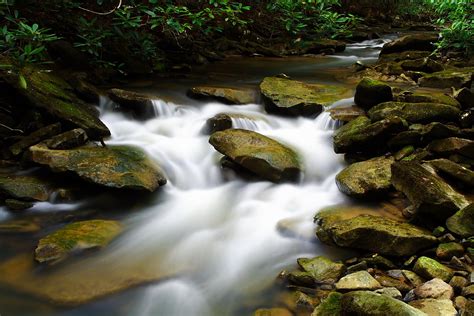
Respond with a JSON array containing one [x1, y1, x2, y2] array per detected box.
[[44, 128, 88, 150], [108, 88, 157, 120], [188, 86, 256, 104], [418, 69, 473, 89], [260, 77, 351, 117], [335, 271, 382, 291], [380, 33, 438, 55], [0, 63, 109, 140], [28, 144, 166, 191], [427, 159, 474, 186], [312, 292, 343, 316], [0, 173, 52, 201], [395, 91, 460, 108], [336, 156, 394, 198], [288, 256, 345, 285], [354, 78, 393, 110], [333, 116, 407, 153], [427, 137, 474, 159], [391, 161, 469, 220], [341, 291, 427, 316], [413, 257, 453, 282], [299, 38, 346, 54], [368, 102, 461, 123], [400, 58, 444, 73], [315, 214, 437, 257], [436, 242, 465, 260], [35, 220, 123, 263], [209, 129, 302, 183], [446, 204, 474, 238]]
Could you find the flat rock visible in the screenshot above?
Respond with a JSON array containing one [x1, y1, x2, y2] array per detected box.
[[108, 88, 157, 119], [295, 256, 346, 284], [395, 91, 460, 108], [260, 77, 351, 117], [315, 214, 437, 257], [427, 137, 474, 159], [446, 203, 474, 238], [354, 77, 393, 110], [335, 156, 394, 198], [414, 278, 454, 300], [418, 69, 473, 89], [409, 299, 457, 316], [44, 128, 88, 149], [333, 116, 407, 153], [9, 123, 62, 156], [413, 257, 453, 282], [35, 220, 123, 263], [341, 291, 427, 316], [335, 271, 382, 291], [0, 173, 52, 201], [28, 144, 166, 191], [391, 161, 469, 219], [380, 33, 438, 55], [368, 102, 461, 123], [188, 86, 255, 104], [427, 159, 474, 186], [209, 129, 301, 183]]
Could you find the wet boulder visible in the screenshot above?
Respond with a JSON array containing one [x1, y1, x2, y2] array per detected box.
[[188, 86, 256, 104], [44, 128, 88, 150], [341, 291, 427, 316], [418, 69, 473, 90], [427, 137, 474, 159], [368, 102, 461, 123], [0, 174, 51, 202], [354, 78, 393, 110], [108, 88, 157, 119], [315, 214, 437, 257], [380, 33, 439, 55], [259, 77, 351, 117], [312, 292, 342, 316], [453, 87, 474, 109], [287, 256, 345, 286], [28, 144, 166, 191], [446, 203, 474, 238], [335, 156, 394, 198], [333, 116, 407, 153], [209, 129, 301, 182], [427, 159, 474, 186], [35, 220, 122, 263], [395, 91, 460, 108], [0, 62, 109, 140], [388, 123, 460, 150], [413, 257, 453, 282], [400, 58, 444, 73], [391, 161, 469, 219], [204, 113, 267, 134], [335, 271, 382, 291], [9, 123, 62, 156]]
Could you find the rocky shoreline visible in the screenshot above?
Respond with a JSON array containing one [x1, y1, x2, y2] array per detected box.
[[0, 31, 473, 315]]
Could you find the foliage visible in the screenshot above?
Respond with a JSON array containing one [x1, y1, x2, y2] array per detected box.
[[0, 10, 59, 65]]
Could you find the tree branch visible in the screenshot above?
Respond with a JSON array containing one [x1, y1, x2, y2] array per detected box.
[[78, 0, 122, 16]]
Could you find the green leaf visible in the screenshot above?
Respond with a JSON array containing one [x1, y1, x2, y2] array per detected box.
[[18, 74, 27, 90]]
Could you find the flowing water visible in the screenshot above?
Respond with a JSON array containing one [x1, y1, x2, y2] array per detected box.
[[0, 38, 393, 316]]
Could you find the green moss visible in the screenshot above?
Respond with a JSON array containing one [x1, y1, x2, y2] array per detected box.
[[296, 256, 345, 283], [413, 256, 453, 282], [446, 204, 474, 237], [368, 102, 461, 123], [312, 292, 343, 316], [0, 174, 51, 201], [341, 291, 426, 315]]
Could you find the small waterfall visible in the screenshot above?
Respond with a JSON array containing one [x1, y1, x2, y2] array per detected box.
[[230, 116, 272, 131], [152, 99, 178, 117]]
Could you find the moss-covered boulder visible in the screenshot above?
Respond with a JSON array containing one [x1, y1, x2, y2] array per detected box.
[[354, 78, 393, 110], [0, 174, 51, 201], [436, 242, 464, 260], [28, 144, 166, 191], [368, 102, 461, 123], [188, 86, 256, 104], [311, 292, 342, 316], [388, 123, 460, 150], [315, 214, 437, 256], [341, 291, 427, 316], [380, 33, 438, 55], [446, 204, 474, 238], [335, 271, 382, 291], [35, 220, 122, 263], [333, 116, 407, 153], [391, 161, 469, 219], [395, 91, 460, 108], [209, 129, 301, 182], [336, 156, 394, 198], [427, 137, 474, 159], [418, 69, 473, 89], [428, 159, 474, 186], [288, 256, 345, 285], [413, 257, 453, 282], [0, 63, 109, 140], [260, 77, 351, 117]]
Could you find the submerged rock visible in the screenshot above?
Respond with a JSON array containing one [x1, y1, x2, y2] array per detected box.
[[335, 156, 394, 198], [28, 144, 166, 191], [209, 129, 301, 182], [413, 257, 453, 282], [354, 78, 393, 110], [188, 86, 255, 104], [341, 291, 427, 316], [315, 214, 436, 257], [418, 69, 473, 89], [35, 220, 123, 263], [380, 33, 438, 55], [0, 63, 109, 140], [260, 77, 350, 117], [368, 102, 461, 123], [333, 116, 407, 153], [391, 161, 469, 219], [446, 204, 474, 237]]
